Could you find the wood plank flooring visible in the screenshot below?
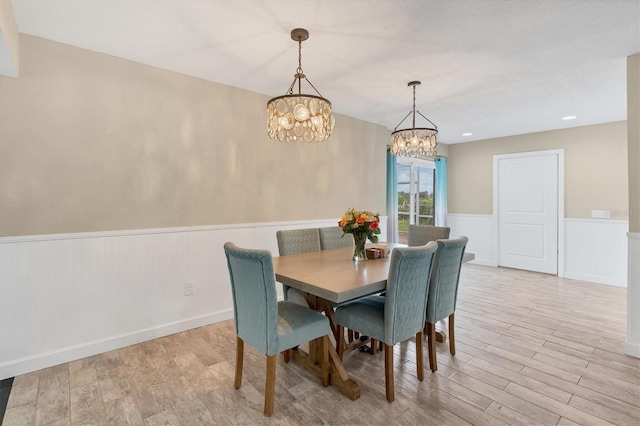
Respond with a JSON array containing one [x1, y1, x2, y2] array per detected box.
[[4, 265, 639, 425]]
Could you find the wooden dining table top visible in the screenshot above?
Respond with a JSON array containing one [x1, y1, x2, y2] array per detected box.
[[273, 243, 403, 304], [273, 243, 476, 304]]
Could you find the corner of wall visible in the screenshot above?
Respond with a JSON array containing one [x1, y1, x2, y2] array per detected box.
[[0, 0, 20, 77], [626, 232, 640, 358]]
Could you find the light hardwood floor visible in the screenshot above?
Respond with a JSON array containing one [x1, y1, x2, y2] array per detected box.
[[4, 265, 639, 425]]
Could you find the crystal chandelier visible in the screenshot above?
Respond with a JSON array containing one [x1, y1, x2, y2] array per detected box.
[[390, 81, 438, 157], [267, 28, 335, 143]]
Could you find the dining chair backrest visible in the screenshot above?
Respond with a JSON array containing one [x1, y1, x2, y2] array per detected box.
[[407, 225, 451, 247], [426, 236, 468, 324], [276, 228, 321, 256], [224, 242, 279, 355], [318, 226, 354, 250], [384, 242, 438, 344], [276, 228, 321, 305], [333, 241, 438, 403]]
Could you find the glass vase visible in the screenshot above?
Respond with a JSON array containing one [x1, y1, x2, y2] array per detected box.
[[353, 233, 368, 262]]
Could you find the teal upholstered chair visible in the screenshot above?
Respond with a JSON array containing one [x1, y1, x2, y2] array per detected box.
[[223, 242, 331, 416], [276, 228, 322, 306], [425, 236, 468, 372], [407, 225, 450, 247], [319, 226, 354, 250], [334, 242, 438, 403], [276, 227, 357, 346]]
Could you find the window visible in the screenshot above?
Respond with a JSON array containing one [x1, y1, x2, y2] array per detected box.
[[397, 158, 435, 244]]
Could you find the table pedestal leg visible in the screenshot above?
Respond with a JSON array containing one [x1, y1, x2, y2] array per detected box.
[[289, 340, 360, 400], [292, 294, 361, 400]]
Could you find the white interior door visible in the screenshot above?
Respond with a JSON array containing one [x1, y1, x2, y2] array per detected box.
[[498, 153, 558, 274]]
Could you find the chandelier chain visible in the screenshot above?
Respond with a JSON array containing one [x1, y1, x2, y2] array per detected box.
[[297, 39, 303, 74], [412, 84, 417, 128], [295, 38, 304, 94]]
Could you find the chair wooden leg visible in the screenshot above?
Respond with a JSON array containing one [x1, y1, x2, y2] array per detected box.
[[337, 325, 345, 360], [348, 329, 354, 343], [283, 349, 291, 363], [321, 335, 329, 386], [234, 337, 244, 389], [384, 343, 395, 403], [416, 331, 424, 381], [371, 338, 377, 355], [264, 355, 277, 416], [449, 313, 456, 356], [427, 322, 437, 372]]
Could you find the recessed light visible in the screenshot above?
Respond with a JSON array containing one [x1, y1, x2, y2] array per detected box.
[[462, 132, 473, 136], [562, 115, 577, 120]]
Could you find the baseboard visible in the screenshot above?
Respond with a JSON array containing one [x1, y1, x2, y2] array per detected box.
[[624, 340, 640, 358], [0, 309, 234, 380], [467, 259, 498, 267], [563, 272, 627, 287]]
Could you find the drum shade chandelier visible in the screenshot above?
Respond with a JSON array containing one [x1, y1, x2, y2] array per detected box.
[[267, 28, 335, 142], [390, 81, 438, 157]]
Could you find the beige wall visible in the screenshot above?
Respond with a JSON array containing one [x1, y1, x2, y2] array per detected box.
[[447, 121, 628, 219], [0, 35, 389, 237]]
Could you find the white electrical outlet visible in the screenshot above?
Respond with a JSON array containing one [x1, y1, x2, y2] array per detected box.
[[184, 282, 194, 296]]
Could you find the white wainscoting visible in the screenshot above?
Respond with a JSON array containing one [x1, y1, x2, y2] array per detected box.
[[0, 218, 387, 380], [447, 214, 497, 266], [564, 219, 628, 287], [448, 214, 628, 287]]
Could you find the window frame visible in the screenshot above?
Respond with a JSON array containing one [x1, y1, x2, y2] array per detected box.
[[396, 157, 436, 243]]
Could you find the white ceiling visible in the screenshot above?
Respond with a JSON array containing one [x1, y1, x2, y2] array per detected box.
[[10, 0, 640, 144]]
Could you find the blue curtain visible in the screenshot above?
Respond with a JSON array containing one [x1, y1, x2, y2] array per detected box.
[[386, 150, 399, 243], [435, 157, 448, 226]]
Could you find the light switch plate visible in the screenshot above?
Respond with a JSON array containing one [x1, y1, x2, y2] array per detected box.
[[591, 210, 611, 219]]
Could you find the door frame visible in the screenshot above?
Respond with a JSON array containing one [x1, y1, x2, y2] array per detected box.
[[492, 149, 565, 277]]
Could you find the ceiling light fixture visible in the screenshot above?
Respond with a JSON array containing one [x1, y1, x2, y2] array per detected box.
[[390, 81, 438, 157], [562, 115, 577, 120], [267, 28, 335, 142], [462, 132, 473, 137]]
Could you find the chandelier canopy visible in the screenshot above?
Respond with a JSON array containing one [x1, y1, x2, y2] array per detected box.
[[267, 28, 335, 143], [390, 81, 438, 157]]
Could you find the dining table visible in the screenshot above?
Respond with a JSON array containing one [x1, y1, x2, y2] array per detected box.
[[272, 243, 396, 400], [272, 243, 474, 400]]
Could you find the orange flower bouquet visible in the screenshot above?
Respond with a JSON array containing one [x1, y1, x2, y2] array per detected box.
[[339, 208, 381, 261]]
